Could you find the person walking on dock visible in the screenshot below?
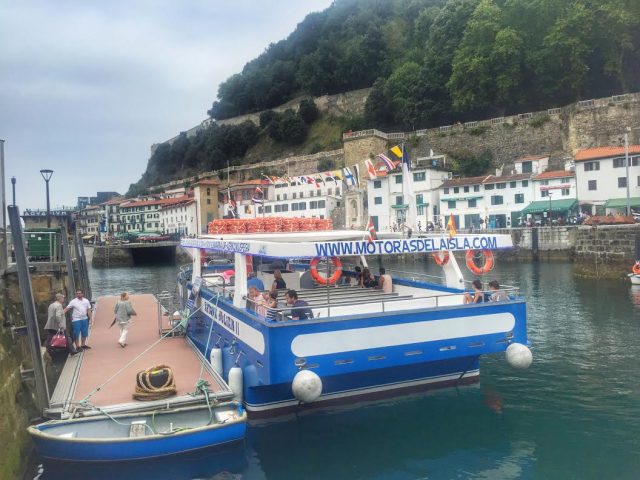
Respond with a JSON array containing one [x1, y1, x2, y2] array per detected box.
[[114, 292, 137, 348], [65, 289, 92, 351], [44, 293, 77, 355]]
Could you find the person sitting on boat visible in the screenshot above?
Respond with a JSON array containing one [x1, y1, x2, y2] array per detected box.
[[263, 290, 279, 320], [271, 269, 287, 292], [247, 286, 264, 312], [353, 266, 363, 287], [362, 268, 377, 288], [378, 267, 393, 293], [463, 280, 484, 304], [285, 289, 312, 320], [335, 270, 350, 287], [488, 280, 508, 302], [247, 272, 265, 291]]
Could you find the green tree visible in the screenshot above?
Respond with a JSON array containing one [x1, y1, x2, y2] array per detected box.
[[385, 62, 421, 129], [298, 99, 320, 124]]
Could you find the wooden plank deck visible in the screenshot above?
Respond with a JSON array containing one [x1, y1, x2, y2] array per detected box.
[[70, 294, 228, 408]]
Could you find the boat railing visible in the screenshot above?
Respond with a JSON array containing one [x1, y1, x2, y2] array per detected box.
[[242, 283, 521, 322], [387, 269, 521, 292]]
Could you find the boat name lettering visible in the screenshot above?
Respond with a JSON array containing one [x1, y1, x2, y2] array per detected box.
[[196, 240, 250, 253], [313, 237, 498, 257], [203, 301, 240, 335]]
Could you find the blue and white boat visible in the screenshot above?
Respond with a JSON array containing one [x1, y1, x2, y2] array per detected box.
[[179, 230, 532, 418], [29, 403, 246, 462]]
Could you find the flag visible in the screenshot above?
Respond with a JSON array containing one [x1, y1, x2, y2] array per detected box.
[[342, 167, 356, 186], [262, 174, 274, 184], [332, 170, 343, 181], [307, 176, 320, 187], [390, 145, 403, 158], [298, 176, 308, 184], [252, 186, 264, 204], [229, 198, 237, 218], [352, 164, 360, 187], [401, 144, 411, 171], [378, 153, 395, 171], [364, 159, 377, 179], [315, 175, 326, 185], [324, 172, 337, 184], [400, 144, 417, 230], [367, 218, 378, 243], [447, 213, 457, 238]]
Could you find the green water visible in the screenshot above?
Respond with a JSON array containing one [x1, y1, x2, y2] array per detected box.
[[36, 260, 640, 479]]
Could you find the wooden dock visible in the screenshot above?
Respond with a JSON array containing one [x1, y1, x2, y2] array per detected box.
[[47, 294, 231, 417]]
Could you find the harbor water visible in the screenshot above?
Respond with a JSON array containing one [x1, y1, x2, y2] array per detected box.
[[33, 259, 640, 479]]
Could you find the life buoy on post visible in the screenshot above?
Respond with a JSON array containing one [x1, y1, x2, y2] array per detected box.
[[310, 257, 343, 285], [632, 262, 640, 275], [432, 251, 450, 266], [465, 250, 494, 275]]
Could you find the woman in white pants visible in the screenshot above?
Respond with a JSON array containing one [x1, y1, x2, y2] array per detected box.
[[114, 292, 137, 347]]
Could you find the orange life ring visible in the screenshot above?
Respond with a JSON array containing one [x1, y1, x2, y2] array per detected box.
[[309, 256, 343, 285], [632, 263, 640, 275], [432, 251, 450, 266], [465, 250, 494, 275]]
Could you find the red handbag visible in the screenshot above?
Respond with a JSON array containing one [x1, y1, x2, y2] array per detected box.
[[49, 329, 67, 349]]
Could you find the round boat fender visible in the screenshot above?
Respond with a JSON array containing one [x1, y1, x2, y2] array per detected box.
[[432, 251, 450, 266], [465, 250, 494, 275], [309, 257, 343, 285], [292, 369, 323, 403], [632, 262, 640, 275], [505, 343, 533, 369], [228, 366, 243, 402], [209, 347, 223, 376]]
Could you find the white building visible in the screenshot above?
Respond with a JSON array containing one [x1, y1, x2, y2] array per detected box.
[[518, 170, 578, 223], [367, 161, 450, 232], [574, 145, 640, 215], [159, 198, 197, 235], [513, 155, 550, 175]]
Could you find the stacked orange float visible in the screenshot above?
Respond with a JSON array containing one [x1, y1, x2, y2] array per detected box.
[[207, 217, 333, 234]]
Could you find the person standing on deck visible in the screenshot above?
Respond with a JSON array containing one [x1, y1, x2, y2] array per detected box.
[[378, 267, 393, 293], [271, 270, 287, 292], [44, 293, 77, 355], [64, 289, 92, 351], [114, 292, 137, 348]]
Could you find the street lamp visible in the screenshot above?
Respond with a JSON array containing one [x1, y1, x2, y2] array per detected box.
[[548, 190, 553, 226], [11, 176, 16, 206], [39, 169, 53, 228]]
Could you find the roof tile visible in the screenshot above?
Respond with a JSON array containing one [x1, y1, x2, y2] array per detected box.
[[574, 145, 640, 162]]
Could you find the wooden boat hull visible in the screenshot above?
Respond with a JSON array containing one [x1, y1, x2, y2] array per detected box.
[[28, 404, 246, 462]]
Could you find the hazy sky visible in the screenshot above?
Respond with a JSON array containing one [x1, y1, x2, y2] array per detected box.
[[0, 0, 334, 212]]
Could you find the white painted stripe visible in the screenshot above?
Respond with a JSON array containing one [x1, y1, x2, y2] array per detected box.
[[245, 370, 480, 412], [291, 313, 515, 357]]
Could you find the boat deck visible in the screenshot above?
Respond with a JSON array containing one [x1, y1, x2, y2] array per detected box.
[[47, 294, 231, 418]]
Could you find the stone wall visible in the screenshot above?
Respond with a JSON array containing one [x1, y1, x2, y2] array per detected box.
[[0, 264, 75, 479], [573, 224, 639, 278]]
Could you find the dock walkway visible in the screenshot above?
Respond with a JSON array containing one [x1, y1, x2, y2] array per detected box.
[[48, 294, 230, 417]]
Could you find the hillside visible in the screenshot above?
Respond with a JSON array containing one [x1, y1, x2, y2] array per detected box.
[[129, 0, 640, 194]]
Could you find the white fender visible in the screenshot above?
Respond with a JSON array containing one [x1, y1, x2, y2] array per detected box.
[[209, 347, 223, 376], [292, 369, 322, 403], [228, 366, 243, 402], [505, 343, 533, 369]]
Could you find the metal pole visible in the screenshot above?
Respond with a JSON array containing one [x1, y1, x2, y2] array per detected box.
[[60, 224, 76, 294], [45, 180, 51, 228], [75, 228, 92, 300], [1, 140, 6, 269], [625, 131, 631, 216], [549, 191, 552, 226], [11, 176, 16, 206], [8, 205, 50, 412]]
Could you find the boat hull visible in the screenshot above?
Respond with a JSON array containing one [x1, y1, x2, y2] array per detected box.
[[28, 405, 246, 462], [629, 274, 640, 285]]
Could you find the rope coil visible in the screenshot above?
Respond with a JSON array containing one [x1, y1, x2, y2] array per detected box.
[[133, 364, 177, 401]]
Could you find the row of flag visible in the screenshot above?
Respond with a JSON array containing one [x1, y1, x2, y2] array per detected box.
[[261, 167, 360, 188]]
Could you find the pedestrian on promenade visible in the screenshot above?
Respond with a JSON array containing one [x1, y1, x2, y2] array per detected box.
[[64, 289, 92, 351], [114, 292, 137, 348], [44, 293, 77, 355]]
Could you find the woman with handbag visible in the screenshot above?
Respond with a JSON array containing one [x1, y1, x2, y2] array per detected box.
[[45, 293, 77, 355], [114, 292, 137, 348]]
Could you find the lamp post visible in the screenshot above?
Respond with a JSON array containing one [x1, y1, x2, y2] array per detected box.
[[11, 176, 16, 206], [548, 190, 553, 227], [625, 127, 631, 216], [39, 169, 53, 228]]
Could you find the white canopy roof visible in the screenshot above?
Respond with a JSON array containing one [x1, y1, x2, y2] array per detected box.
[[181, 230, 513, 259]]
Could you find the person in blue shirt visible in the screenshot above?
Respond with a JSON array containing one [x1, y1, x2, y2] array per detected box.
[[285, 289, 312, 320], [247, 272, 265, 291]]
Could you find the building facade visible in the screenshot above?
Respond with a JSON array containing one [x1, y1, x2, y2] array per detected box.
[[159, 198, 197, 235]]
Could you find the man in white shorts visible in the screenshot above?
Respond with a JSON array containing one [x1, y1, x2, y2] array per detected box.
[[64, 289, 92, 351]]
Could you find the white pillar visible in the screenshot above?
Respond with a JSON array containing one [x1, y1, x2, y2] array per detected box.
[[441, 251, 465, 289], [233, 253, 248, 308]]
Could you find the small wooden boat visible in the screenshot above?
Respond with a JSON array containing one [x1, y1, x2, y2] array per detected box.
[[628, 273, 640, 285], [28, 403, 246, 462]]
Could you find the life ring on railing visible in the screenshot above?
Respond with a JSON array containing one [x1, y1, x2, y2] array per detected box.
[[465, 250, 494, 275], [432, 251, 450, 266], [309, 257, 343, 285], [632, 262, 640, 275]]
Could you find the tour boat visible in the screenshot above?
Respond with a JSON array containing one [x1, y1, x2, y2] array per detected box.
[[179, 230, 532, 418]]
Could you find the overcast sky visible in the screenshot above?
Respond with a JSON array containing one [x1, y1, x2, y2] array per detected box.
[[0, 0, 334, 213]]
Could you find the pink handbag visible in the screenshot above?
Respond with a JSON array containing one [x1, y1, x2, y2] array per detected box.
[[49, 329, 67, 349]]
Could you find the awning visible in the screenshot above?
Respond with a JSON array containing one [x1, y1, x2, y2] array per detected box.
[[520, 198, 578, 214], [604, 197, 640, 209]]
